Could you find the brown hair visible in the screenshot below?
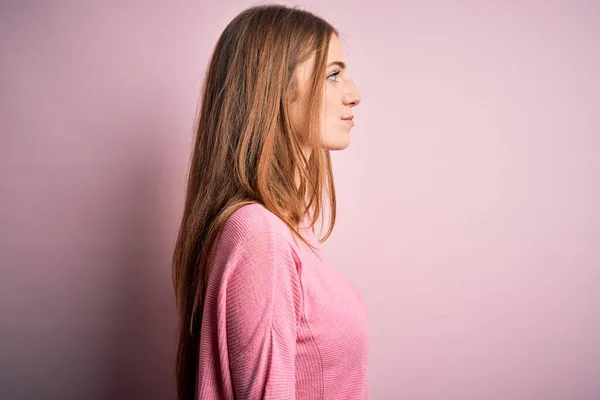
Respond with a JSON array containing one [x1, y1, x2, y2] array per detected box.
[[172, 4, 339, 399]]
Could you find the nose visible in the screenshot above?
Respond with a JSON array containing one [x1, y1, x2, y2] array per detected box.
[[343, 79, 361, 107]]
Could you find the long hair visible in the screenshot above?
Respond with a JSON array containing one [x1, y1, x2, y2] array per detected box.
[[172, 4, 339, 399]]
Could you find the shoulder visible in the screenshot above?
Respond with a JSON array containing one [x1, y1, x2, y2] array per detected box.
[[213, 203, 298, 261], [223, 203, 294, 241]]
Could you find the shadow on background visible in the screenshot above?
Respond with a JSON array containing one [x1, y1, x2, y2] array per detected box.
[[104, 133, 178, 400]]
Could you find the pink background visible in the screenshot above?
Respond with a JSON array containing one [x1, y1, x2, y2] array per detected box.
[[1, 1, 598, 399]]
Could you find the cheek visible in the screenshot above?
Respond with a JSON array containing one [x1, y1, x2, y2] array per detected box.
[[324, 96, 340, 120]]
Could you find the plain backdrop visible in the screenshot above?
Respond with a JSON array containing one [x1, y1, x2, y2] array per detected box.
[[1, 1, 599, 399]]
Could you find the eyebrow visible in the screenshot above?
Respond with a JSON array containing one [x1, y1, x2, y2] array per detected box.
[[327, 61, 346, 70]]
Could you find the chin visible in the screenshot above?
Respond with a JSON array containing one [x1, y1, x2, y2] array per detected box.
[[322, 134, 351, 151]]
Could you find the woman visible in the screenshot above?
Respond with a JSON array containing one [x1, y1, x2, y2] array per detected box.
[[172, 4, 367, 399]]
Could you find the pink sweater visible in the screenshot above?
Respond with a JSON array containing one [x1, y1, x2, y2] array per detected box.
[[196, 203, 370, 399]]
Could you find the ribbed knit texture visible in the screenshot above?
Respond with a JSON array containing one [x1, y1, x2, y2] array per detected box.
[[196, 203, 370, 399]]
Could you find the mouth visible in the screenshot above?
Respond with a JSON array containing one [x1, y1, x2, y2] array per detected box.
[[342, 115, 354, 127], [341, 116, 354, 127]]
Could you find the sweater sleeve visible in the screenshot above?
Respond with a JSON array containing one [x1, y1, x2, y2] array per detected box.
[[223, 231, 301, 400]]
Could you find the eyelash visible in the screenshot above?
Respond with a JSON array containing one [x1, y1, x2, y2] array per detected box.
[[327, 70, 341, 82]]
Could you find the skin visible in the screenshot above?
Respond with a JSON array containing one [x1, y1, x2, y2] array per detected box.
[[290, 34, 362, 152]]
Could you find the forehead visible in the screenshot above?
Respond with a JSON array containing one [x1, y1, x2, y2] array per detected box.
[[295, 35, 347, 81], [327, 35, 345, 63]]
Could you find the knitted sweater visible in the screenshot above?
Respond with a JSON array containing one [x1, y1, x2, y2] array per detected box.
[[196, 203, 370, 399]]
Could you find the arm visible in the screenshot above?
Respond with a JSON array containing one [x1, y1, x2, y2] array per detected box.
[[224, 232, 301, 399]]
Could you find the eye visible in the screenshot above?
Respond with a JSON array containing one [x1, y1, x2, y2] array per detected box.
[[327, 70, 341, 83]]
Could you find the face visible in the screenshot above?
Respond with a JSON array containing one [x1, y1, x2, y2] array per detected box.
[[290, 34, 361, 151]]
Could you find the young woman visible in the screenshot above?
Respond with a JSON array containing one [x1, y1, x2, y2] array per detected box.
[[172, 4, 367, 399]]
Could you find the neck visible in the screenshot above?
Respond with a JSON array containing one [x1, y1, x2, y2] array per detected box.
[[294, 146, 312, 190]]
